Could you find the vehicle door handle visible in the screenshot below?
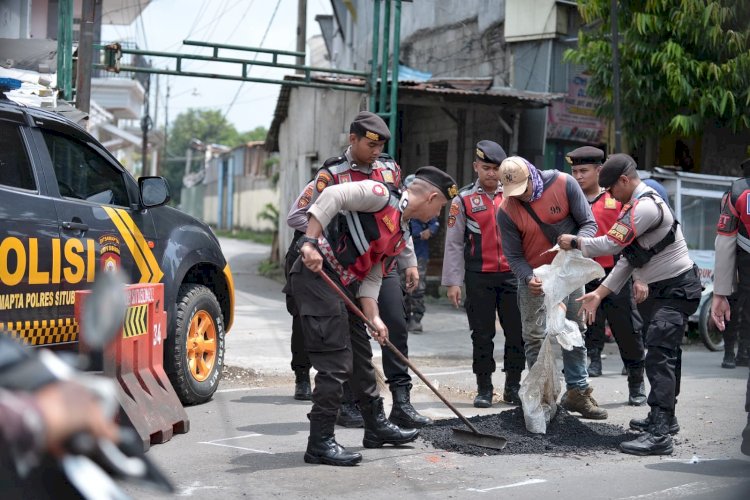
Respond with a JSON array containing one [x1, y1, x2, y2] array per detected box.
[[62, 221, 89, 232]]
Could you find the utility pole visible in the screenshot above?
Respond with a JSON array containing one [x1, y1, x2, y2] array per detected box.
[[152, 72, 159, 176], [611, 0, 622, 153], [75, 0, 96, 113], [141, 76, 151, 177], [164, 74, 170, 173], [296, 0, 307, 74]]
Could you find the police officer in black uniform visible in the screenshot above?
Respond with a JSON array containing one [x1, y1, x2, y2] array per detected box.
[[710, 156, 750, 456], [285, 112, 432, 429], [567, 146, 646, 405], [290, 167, 456, 466], [560, 154, 702, 456]]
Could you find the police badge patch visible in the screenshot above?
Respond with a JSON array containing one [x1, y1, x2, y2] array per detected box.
[[382, 215, 396, 233], [298, 185, 314, 208], [316, 172, 333, 192], [607, 222, 634, 245], [605, 197, 617, 209], [339, 173, 352, 183], [470, 195, 487, 213], [448, 201, 460, 227], [381, 170, 394, 184]]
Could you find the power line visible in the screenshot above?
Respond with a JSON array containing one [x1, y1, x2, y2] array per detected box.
[[222, 0, 283, 120]]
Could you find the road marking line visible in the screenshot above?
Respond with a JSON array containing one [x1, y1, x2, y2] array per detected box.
[[616, 481, 711, 499], [203, 433, 263, 442], [216, 386, 268, 393], [199, 442, 273, 454], [422, 369, 474, 377], [467, 478, 547, 492]]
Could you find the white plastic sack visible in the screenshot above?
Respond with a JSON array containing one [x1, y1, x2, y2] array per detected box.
[[520, 249, 604, 433], [518, 335, 560, 434]]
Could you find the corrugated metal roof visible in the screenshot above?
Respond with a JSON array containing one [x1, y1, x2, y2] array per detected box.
[[266, 75, 563, 152]]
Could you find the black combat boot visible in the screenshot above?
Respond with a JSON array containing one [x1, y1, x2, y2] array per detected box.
[[626, 364, 647, 406], [736, 342, 749, 367], [389, 384, 433, 428], [294, 370, 312, 400], [742, 413, 750, 456], [620, 407, 674, 456], [361, 397, 420, 448], [406, 316, 423, 333], [304, 416, 362, 466], [473, 373, 493, 408], [336, 383, 364, 428], [502, 370, 522, 406], [588, 348, 602, 377], [722, 334, 736, 368], [630, 409, 680, 434]]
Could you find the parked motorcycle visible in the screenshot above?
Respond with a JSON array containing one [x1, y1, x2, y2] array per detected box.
[[0, 272, 174, 499]]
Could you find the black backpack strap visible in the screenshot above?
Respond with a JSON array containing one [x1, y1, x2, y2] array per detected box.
[[520, 202, 559, 246]]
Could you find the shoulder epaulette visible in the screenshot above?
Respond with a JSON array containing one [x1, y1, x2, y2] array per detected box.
[[378, 152, 393, 160], [322, 156, 346, 168]]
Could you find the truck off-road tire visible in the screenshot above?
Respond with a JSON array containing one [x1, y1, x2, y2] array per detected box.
[[698, 293, 724, 352], [169, 284, 225, 405]]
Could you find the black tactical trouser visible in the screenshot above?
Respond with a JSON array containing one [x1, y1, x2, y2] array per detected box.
[[723, 290, 750, 353], [585, 275, 645, 366], [403, 257, 428, 322], [379, 268, 412, 389], [289, 262, 379, 420], [283, 234, 312, 373], [637, 265, 702, 412], [464, 271, 526, 375]]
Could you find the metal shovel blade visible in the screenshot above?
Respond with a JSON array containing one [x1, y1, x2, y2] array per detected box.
[[451, 427, 507, 450]]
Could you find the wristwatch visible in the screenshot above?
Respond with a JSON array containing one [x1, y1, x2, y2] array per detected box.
[[571, 237, 579, 250], [296, 236, 318, 252]]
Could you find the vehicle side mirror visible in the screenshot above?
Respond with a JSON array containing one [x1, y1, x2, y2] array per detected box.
[[139, 176, 170, 208]]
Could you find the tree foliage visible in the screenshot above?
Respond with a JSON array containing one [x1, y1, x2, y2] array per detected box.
[[160, 109, 267, 204], [565, 0, 750, 145]]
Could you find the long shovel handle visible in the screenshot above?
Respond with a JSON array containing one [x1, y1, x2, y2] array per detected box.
[[316, 270, 482, 435]]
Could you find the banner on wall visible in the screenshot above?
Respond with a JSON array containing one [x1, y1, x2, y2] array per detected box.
[[546, 74, 607, 144]]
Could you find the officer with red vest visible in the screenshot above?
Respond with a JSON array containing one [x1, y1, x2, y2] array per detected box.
[[568, 146, 646, 406], [561, 154, 702, 456], [441, 140, 525, 407], [290, 167, 456, 466], [497, 156, 607, 420], [286, 111, 433, 430], [710, 156, 750, 456]]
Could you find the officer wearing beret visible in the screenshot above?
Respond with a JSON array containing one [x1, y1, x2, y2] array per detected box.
[[441, 140, 526, 407], [559, 153, 702, 456], [286, 111, 434, 430], [567, 147, 646, 406], [290, 166, 456, 466], [711, 155, 750, 455]]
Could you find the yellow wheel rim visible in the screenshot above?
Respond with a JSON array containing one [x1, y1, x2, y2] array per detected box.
[[186, 310, 217, 382]]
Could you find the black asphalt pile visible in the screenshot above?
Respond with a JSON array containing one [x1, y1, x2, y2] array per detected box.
[[419, 407, 634, 455]]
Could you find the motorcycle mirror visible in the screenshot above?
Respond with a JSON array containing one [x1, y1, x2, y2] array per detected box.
[[80, 271, 128, 351]]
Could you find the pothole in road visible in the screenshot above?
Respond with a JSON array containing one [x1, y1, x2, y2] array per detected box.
[[419, 407, 634, 455]]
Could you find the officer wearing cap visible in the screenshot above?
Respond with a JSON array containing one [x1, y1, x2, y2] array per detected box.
[[559, 153, 702, 456], [567, 147, 646, 406], [289, 166, 455, 466], [441, 140, 526, 407], [285, 111, 434, 430], [496, 155, 606, 420], [711, 155, 750, 456]]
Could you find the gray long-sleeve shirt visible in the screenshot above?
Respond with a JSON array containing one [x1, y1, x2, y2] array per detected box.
[[497, 170, 597, 283], [579, 182, 693, 293]]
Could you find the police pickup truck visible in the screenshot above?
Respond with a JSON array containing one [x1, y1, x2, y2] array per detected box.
[[0, 95, 234, 405]]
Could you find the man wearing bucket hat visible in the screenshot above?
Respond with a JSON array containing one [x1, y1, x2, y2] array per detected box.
[[496, 156, 606, 420], [289, 166, 456, 466], [558, 153, 701, 456]]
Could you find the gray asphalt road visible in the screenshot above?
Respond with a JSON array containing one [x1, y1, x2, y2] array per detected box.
[[125, 238, 750, 499]]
